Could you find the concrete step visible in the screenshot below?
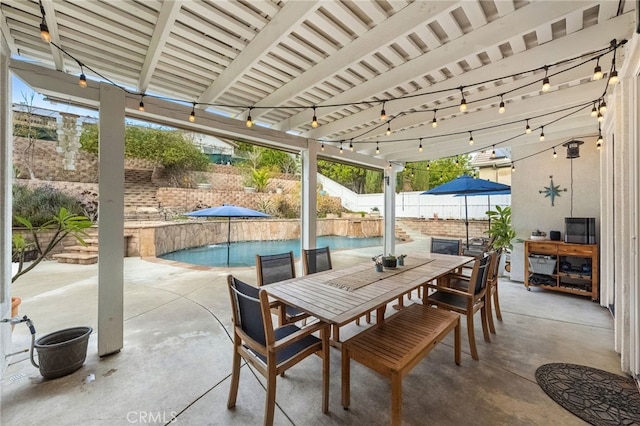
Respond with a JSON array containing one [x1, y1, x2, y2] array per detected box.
[[64, 245, 99, 253], [52, 253, 98, 265]]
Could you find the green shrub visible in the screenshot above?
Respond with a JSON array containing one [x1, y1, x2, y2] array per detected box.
[[12, 184, 86, 227]]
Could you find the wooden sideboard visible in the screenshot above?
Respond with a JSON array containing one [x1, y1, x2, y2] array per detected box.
[[524, 240, 598, 301]]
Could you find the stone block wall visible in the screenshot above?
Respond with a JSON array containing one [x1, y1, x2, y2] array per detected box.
[[399, 218, 489, 240]]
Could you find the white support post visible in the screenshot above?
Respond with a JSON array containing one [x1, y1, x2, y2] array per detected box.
[[0, 33, 13, 374], [301, 141, 318, 254], [98, 83, 125, 357], [383, 163, 404, 256]]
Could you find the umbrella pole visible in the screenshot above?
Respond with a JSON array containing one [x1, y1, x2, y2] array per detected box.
[[227, 217, 231, 266], [464, 195, 469, 248]]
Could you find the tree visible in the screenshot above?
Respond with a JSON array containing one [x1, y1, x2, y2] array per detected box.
[[401, 155, 472, 191], [80, 124, 210, 174], [318, 160, 372, 194]]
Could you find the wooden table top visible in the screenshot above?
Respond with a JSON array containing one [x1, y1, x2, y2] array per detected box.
[[263, 253, 473, 327]]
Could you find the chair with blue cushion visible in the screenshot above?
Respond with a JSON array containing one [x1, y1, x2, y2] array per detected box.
[[226, 275, 330, 425], [256, 251, 310, 326]]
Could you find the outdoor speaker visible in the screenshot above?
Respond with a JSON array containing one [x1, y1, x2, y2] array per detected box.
[[550, 231, 561, 241]]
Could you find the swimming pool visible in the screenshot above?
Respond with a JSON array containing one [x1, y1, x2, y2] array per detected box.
[[159, 235, 384, 267]]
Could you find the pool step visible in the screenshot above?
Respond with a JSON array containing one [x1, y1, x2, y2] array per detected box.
[[395, 225, 412, 242], [53, 232, 133, 265]]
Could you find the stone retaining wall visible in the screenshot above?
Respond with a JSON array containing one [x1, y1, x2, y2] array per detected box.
[[399, 218, 489, 240]]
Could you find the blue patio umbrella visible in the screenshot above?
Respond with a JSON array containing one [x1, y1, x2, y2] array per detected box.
[[185, 204, 270, 265], [422, 175, 511, 246]]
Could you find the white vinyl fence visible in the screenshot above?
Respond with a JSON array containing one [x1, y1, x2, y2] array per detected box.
[[318, 174, 510, 219]]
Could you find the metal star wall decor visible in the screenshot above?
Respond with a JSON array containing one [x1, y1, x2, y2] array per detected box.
[[539, 175, 567, 206]]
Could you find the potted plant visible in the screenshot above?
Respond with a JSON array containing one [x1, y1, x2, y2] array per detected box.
[[485, 205, 516, 254], [382, 254, 397, 268], [10, 207, 94, 379], [530, 229, 547, 241]]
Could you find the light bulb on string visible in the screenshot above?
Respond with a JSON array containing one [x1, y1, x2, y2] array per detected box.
[[599, 100, 607, 114], [593, 59, 603, 80], [189, 102, 196, 122], [432, 110, 438, 128], [311, 106, 318, 128], [339, 142, 343, 154], [349, 140, 354, 152], [386, 123, 391, 136], [498, 95, 505, 114], [320, 142, 325, 151], [138, 95, 145, 112], [597, 112, 604, 123], [78, 64, 87, 88], [38, 1, 51, 43], [375, 141, 380, 155], [459, 87, 467, 112], [597, 133, 603, 149], [511, 163, 515, 172], [490, 146, 496, 159], [426, 161, 430, 171], [246, 107, 253, 128], [591, 102, 598, 117], [541, 66, 550, 92], [525, 119, 532, 134], [380, 102, 386, 121], [608, 69, 618, 85], [468, 131, 474, 146], [418, 138, 423, 152], [539, 126, 545, 142], [553, 148, 557, 158]]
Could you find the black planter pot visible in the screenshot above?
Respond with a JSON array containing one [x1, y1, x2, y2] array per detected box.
[[34, 326, 92, 379]]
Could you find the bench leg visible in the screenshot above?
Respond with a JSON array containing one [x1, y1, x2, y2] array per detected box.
[[341, 348, 351, 410], [454, 318, 461, 366], [391, 372, 402, 426], [376, 306, 387, 324]]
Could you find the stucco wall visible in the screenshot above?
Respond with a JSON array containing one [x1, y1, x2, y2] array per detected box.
[[510, 135, 601, 281]]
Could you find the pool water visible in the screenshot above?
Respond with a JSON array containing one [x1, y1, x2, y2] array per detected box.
[[159, 235, 383, 267]]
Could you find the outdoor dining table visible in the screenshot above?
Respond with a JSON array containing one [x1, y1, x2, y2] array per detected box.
[[263, 253, 474, 345]]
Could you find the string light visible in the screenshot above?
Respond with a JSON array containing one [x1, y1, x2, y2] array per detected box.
[[189, 102, 196, 122], [311, 106, 318, 128], [490, 146, 496, 159], [375, 141, 380, 154], [592, 58, 603, 80], [511, 163, 515, 172], [380, 102, 386, 121], [597, 111, 604, 123], [320, 142, 324, 151], [498, 94, 505, 114], [539, 126, 545, 142], [459, 87, 467, 112], [468, 131, 474, 146], [138, 95, 145, 112], [426, 161, 430, 171], [418, 138, 423, 152], [339, 142, 343, 154], [78, 67, 87, 88], [245, 107, 253, 127], [38, 1, 51, 43], [432, 110, 438, 128], [386, 123, 391, 136], [349, 139, 354, 152], [590, 102, 598, 117], [597, 125, 603, 149], [525, 119, 532, 134], [608, 69, 618, 85], [542, 66, 551, 92], [599, 100, 607, 114], [553, 148, 557, 158]]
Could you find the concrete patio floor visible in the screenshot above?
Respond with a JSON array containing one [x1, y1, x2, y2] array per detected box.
[[1, 235, 620, 425]]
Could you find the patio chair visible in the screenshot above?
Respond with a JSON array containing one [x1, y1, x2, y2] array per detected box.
[[425, 253, 492, 360], [256, 251, 310, 326], [411, 237, 465, 301], [226, 275, 330, 425], [486, 251, 503, 333], [302, 246, 332, 275]]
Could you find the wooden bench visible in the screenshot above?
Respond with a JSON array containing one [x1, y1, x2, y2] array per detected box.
[[341, 305, 460, 426]]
